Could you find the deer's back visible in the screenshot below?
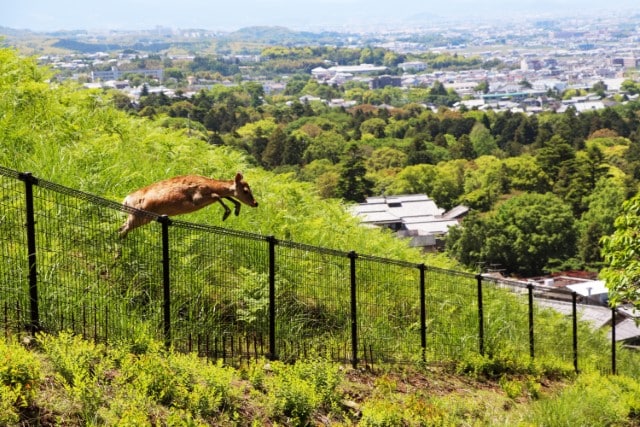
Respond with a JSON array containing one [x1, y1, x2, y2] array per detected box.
[[124, 175, 233, 216]]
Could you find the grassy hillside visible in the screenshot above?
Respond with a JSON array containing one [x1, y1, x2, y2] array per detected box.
[[4, 46, 640, 425]]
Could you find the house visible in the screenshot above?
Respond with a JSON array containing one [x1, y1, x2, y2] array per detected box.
[[370, 75, 402, 90], [91, 67, 164, 82], [399, 61, 427, 72], [350, 194, 467, 250]]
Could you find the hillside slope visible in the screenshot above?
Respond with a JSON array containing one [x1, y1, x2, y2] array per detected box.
[[0, 47, 449, 266]]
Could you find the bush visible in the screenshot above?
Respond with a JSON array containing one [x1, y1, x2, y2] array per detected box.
[[37, 331, 110, 423], [262, 358, 344, 424], [0, 336, 42, 415], [360, 399, 404, 426]]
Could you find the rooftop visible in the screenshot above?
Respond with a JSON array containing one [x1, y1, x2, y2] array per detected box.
[[350, 194, 468, 248]]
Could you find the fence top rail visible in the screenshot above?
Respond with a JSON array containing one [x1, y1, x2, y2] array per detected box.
[[276, 238, 353, 258], [172, 219, 269, 242], [14, 170, 125, 212], [357, 252, 423, 269], [0, 166, 21, 180]]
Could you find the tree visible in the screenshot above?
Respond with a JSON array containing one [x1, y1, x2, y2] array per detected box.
[[449, 134, 475, 160], [244, 82, 265, 108], [446, 211, 487, 268], [110, 91, 134, 111], [262, 126, 287, 168], [281, 133, 307, 166], [535, 135, 575, 184], [601, 194, 640, 308], [302, 131, 347, 164], [284, 74, 310, 96], [387, 164, 437, 195], [493, 193, 576, 275], [406, 134, 432, 165], [592, 80, 607, 97], [469, 123, 499, 156], [366, 147, 408, 172], [475, 79, 490, 94], [449, 193, 577, 276], [621, 79, 640, 95], [360, 118, 387, 138], [503, 155, 551, 193], [555, 106, 585, 148], [519, 79, 533, 89], [167, 100, 194, 118], [336, 144, 374, 202]]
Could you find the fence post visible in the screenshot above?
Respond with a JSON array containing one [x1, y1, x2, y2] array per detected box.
[[158, 215, 172, 350], [19, 172, 40, 334], [476, 274, 484, 356], [419, 264, 426, 363], [267, 235, 277, 361], [611, 307, 617, 375], [348, 251, 358, 369], [572, 291, 579, 374], [528, 284, 534, 359]]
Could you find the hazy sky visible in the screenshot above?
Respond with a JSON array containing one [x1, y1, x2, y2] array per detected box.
[[2, 0, 639, 32]]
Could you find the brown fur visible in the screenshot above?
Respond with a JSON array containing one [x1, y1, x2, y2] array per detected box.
[[118, 172, 258, 237]]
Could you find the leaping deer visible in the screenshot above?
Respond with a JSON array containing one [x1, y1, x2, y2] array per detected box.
[[118, 172, 258, 238]]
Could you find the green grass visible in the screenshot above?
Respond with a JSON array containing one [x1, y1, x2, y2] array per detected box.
[[4, 332, 640, 426]]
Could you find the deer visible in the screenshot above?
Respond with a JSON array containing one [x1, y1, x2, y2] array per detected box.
[[118, 172, 258, 238]]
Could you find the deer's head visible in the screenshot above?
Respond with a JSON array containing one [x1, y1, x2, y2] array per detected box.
[[233, 172, 259, 208]]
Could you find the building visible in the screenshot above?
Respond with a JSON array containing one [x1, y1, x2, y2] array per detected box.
[[399, 61, 428, 72], [611, 57, 640, 69], [91, 67, 164, 82], [370, 75, 402, 89], [350, 194, 468, 250]]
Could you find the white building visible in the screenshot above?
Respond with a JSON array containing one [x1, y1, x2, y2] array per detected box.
[[350, 194, 468, 250]]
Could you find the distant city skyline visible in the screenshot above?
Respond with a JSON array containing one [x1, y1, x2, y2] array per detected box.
[[2, 0, 639, 32]]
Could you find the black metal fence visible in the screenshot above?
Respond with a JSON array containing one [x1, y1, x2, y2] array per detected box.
[[0, 166, 635, 375]]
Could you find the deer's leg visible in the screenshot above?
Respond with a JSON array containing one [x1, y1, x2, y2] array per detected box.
[[118, 213, 151, 238], [215, 197, 232, 221], [225, 197, 242, 216]]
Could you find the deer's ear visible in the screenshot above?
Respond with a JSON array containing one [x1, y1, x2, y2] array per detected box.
[[235, 172, 243, 182]]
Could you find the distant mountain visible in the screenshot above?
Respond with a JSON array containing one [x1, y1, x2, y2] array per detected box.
[[224, 26, 353, 45]]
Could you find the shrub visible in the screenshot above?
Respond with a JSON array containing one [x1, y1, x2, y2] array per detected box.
[[115, 348, 238, 418], [359, 399, 404, 427], [0, 384, 21, 425], [263, 358, 344, 424], [37, 331, 109, 423], [0, 336, 42, 414]]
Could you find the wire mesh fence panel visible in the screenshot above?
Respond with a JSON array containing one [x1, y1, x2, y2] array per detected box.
[[530, 287, 579, 371], [616, 343, 640, 377], [574, 303, 614, 375], [0, 171, 29, 337], [482, 278, 533, 361], [31, 181, 166, 344], [355, 256, 422, 365], [168, 222, 269, 364], [275, 241, 352, 363], [424, 268, 479, 363]]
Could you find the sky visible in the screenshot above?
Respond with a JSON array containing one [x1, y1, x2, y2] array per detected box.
[[2, 0, 639, 32]]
